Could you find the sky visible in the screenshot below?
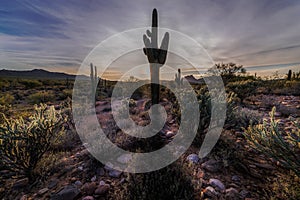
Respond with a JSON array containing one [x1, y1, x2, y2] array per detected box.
[[1, 0, 300, 80]]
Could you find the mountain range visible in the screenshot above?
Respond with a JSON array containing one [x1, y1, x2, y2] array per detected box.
[[0, 69, 87, 79], [0, 69, 205, 83]]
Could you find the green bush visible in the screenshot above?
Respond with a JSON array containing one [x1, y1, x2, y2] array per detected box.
[[226, 80, 261, 103], [0, 93, 14, 105], [19, 79, 42, 89], [227, 106, 263, 129], [0, 104, 66, 180], [244, 107, 300, 177], [27, 91, 55, 104]]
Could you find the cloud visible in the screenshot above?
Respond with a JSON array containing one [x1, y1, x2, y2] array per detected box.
[[1, 0, 300, 78]]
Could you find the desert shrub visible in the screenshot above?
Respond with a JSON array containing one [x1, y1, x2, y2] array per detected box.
[[57, 89, 73, 100], [267, 171, 300, 199], [34, 151, 70, 178], [0, 78, 10, 89], [226, 80, 261, 103], [185, 87, 236, 146], [112, 162, 194, 200], [19, 79, 42, 89], [244, 107, 300, 177], [0, 104, 66, 180], [227, 107, 263, 129], [0, 93, 14, 105], [27, 91, 55, 104]]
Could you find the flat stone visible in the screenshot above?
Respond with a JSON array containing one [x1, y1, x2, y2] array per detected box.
[[13, 178, 29, 189], [109, 169, 122, 178], [38, 188, 49, 195], [50, 185, 80, 200], [240, 189, 251, 199], [231, 175, 241, 182], [82, 196, 94, 200], [81, 182, 97, 195], [187, 154, 200, 164], [225, 187, 239, 199], [104, 162, 114, 171], [203, 186, 219, 197], [209, 178, 225, 191], [117, 154, 132, 164], [94, 184, 110, 195], [74, 180, 83, 187], [201, 159, 220, 172], [48, 179, 59, 189]]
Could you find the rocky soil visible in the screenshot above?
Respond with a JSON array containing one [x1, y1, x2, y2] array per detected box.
[[1, 95, 299, 200]]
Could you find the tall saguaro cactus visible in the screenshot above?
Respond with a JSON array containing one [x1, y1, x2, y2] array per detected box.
[[143, 8, 169, 105], [90, 63, 99, 103]]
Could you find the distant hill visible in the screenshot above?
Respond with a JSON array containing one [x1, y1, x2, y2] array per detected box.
[[0, 69, 87, 79], [184, 75, 205, 84]]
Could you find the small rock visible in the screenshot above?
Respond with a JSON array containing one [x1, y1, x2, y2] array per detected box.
[[117, 154, 132, 164], [165, 131, 175, 138], [201, 159, 220, 172], [91, 176, 97, 182], [225, 187, 239, 199], [51, 185, 80, 200], [81, 182, 97, 195], [240, 189, 251, 199], [104, 162, 114, 171], [94, 184, 110, 195], [187, 154, 200, 164], [231, 175, 241, 182], [96, 168, 105, 176], [13, 178, 29, 189], [74, 180, 83, 187], [109, 169, 122, 178], [38, 188, 49, 195], [78, 166, 83, 171], [274, 112, 281, 117], [48, 179, 59, 189], [119, 178, 125, 184], [99, 181, 105, 186], [209, 178, 225, 191], [82, 196, 94, 200], [203, 186, 219, 197]]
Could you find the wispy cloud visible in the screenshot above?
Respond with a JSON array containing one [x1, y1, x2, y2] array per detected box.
[[1, 0, 300, 79]]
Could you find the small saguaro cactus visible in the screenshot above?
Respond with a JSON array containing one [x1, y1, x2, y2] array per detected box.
[[287, 69, 292, 81], [143, 8, 169, 105], [175, 68, 183, 87], [90, 63, 99, 103]]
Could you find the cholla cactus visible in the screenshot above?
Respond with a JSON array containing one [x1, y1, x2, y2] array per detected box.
[[0, 104, 66, 180], [244, 107, 300, 177], [175, 68, 183, 87]]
